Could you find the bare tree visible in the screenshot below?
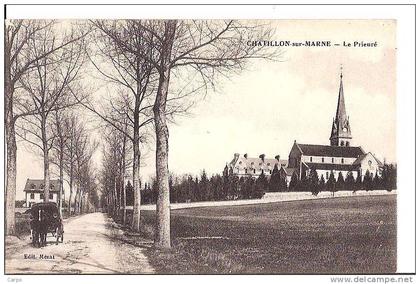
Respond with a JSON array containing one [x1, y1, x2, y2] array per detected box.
[[142, 20, 279, 248], [71, 20, 159, 232], [16, 23, 86, 204], [51, 109, 70, 215], [4, 19, 87, 235]]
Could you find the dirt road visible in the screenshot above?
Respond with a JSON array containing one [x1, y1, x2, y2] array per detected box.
[[5, 213, 154, 274]]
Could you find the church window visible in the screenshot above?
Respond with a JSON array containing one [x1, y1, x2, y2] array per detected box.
[[245, 168, 248, 174], [346, 141, 350, 146], [253, 169, 256, 174], [322, 157, 324, 163], [332, 158, 334, 163], [310, 157, 313, 162], [340, 141, 344, 146], [341, 158, 344, 164], [269, 170, 272, 174], [261, 169, 264, 174]]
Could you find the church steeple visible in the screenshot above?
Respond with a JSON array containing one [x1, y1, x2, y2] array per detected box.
[[330, 66, 352, 147]]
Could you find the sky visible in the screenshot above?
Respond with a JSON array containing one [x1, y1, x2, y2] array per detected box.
[[14, 20, 396, 200]]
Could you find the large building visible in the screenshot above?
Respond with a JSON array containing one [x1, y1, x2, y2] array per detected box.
[[24, 179, 61, 207], [228, 70, 383, 183]]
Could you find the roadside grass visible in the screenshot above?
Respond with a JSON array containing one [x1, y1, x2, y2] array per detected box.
[[140, 195, 396, 274]]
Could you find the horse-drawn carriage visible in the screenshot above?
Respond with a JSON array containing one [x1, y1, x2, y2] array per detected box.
[[28, 202, 64, 247]]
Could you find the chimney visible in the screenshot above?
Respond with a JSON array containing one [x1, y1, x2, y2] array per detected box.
[[259, 154, 265, 162], [244, 153, 248, 159], [275, 155, 280, 161]]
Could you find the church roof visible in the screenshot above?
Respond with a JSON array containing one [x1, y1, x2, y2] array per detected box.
[[24, 179, 60, 192], [296, 143, 365, 158]]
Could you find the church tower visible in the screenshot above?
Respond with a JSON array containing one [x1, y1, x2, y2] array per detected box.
[[330, 68, 352, 147]]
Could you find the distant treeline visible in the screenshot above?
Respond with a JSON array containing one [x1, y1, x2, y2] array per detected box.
[[124, 163, 397, 205]]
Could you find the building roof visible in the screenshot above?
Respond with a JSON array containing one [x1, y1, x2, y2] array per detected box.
[[296, 143, 365, 158], [24, 179, 60, 192], [229, 153, 287, 171]]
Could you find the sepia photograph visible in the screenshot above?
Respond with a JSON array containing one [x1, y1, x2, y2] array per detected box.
[[2, 3, 416, 281]]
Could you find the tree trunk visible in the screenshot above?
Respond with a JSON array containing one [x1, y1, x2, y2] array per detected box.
[[59, 152, 64, 216], [122, 140, 127, 225], [43, 147, 50, 202], [153, 20, 177, 249], [42, 116, 50, 203], [131, 91, 141, 232], [69, 173, 73, 216], [132, 139, 141, 232], [5, 116, 17, 235], [5, 47, 17, 235]]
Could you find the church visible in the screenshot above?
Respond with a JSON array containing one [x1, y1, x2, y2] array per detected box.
[[228, 70, 383, 184]]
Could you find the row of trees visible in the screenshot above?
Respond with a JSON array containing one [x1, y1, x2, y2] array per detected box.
[[5, 20, 99, 236], [290, 165, 397, 195], [138, 163, 397, 204], [88, 19, 279, 248]]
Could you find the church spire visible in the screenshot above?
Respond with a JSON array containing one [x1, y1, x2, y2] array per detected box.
[[330, 66, 352, 147]]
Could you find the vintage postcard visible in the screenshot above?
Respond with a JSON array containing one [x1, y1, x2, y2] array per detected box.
[[2, 4, 416, 282]]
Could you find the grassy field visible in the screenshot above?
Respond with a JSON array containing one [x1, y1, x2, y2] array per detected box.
[[139, 195, 396, 274]]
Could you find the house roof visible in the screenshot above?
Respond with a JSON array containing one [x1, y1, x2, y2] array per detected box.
[[24, 179, 60, 192], [229, 154, 287, 171], [303, 162, 359, 171], [296, 143, 365, 158]]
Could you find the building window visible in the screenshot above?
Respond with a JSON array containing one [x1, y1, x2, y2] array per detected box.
[[245, 168, 248, 174], [346, 141, 350, 146], [326, 172, 329, 179], [253, 169, 256, 174], [49, 193, 53, 199], [40, 193, 44, 200], [269, 170, 272, 174], [261, 169, 264, 174], [30, 193, 34, 199], [340, 141, 344, 146], [30, 183, 36, 189], [310, 157, 313, 162], [332, 158, 334, 163], [341, 158, 344, 164], [322, 157, 324, 163]]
